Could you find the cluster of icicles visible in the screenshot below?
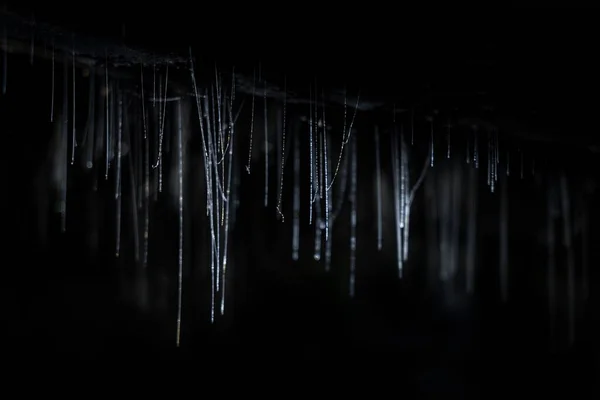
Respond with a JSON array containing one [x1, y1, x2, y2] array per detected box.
[[1, 28, 589, 348]]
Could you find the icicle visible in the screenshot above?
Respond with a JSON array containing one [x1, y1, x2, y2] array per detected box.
[[473, 126, 479, 169], [189, 47, 212, 214], [309, 85, 314, 225], [246, 68, 255, 174], [466, 137, 470, 164], [349, 134, 358, 296], [142, 69, 150, 267], [429, 118, 435, 167], [276, 77, 287, 221], [190, 48, 217, 322], [221, 97, 235, 315], [264, 82, 269, 207], [331, 136, 349, 224], [399, 125, 406, 229], [71, 39, 76, 165], [401, 134, 414, 262], [50, 40, 55, 122], [392, 132, 403, 278], [105, 51, 110, 180], [324, 135, 333, 272], [82, 67, 95, 169], [93, 72, 104, 191], [323, 100, 329, 241], [60, 55, 69, 232], [124, 104, 140, 264], [327, 90, 359, 191], [156, 66, 169, 192], [466, 166, 478, 293], [494, 132, 499, 182], [313, 185, 322, 262], [446, 123, 451, 159], [202, 94, 218, 323], [115, 89, 123, 258], [210, 89, 222, 292], [175, 99, 184, 346], [292, 129, 301, 261], [375, 125, 382, 251]]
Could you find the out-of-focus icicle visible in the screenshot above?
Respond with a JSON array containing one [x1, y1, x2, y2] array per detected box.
[[60, 55, 69, 232], [292, 128, 300, 261], [142, 65, 150, 268], [50, 40, 55, 122], [446, 123, 451, 159], [581, 203, 589, 301], [349, 134, 357, 297], [71, 41, 76, 166], [264, 83, 269, 207], [466, 165, 478, 294], [559, 172, 576, 346], [115, 89, 123, 257], [429, 118, 435, 168], [82, 67, 95, 170], [473, 126, 479, 169], [400, 131, 410, 261], [123, 104, 140, 264], [105, 52, 110, 180], [391, 131, 403, 278], [399, 125, 406, 230], [546, 180, 558, 344], [375, 125, 382, 251], [439, 170, 451, 281], [499, 173, 508, 302], [450, 161, 462, 280]]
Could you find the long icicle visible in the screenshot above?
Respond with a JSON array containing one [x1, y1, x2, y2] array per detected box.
[[176, 99, 184, 346], [375, 125, 382, 251], [349, 133, 357, 296], [221, 96, 235, 315]]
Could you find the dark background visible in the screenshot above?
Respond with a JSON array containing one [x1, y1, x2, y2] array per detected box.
[[1, 3, 598, 394]]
